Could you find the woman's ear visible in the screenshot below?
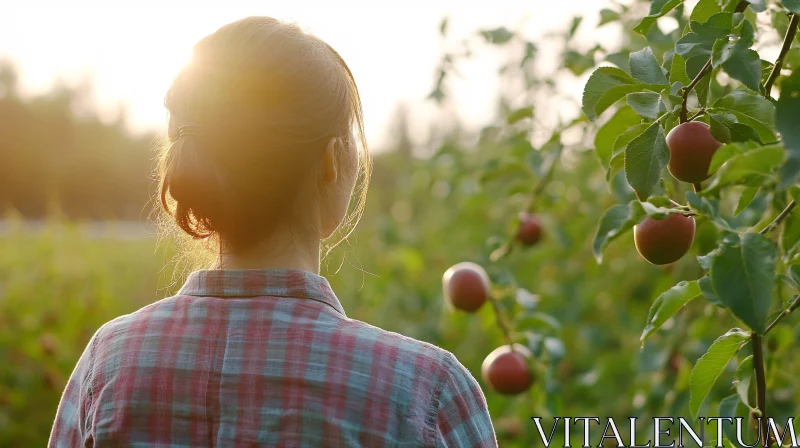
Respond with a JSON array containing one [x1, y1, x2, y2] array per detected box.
[[321, 137, 338, 185]]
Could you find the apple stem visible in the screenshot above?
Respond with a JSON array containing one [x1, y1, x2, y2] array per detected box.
[[764, 13, 799, 97], [692, 182, 702, 193], [488, 296, 516, 351]]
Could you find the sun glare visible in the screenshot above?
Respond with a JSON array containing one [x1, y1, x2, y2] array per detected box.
[[3, 2, 610, 147]]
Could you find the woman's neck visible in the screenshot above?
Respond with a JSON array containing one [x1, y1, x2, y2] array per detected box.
[[215, 233, 321, 274]]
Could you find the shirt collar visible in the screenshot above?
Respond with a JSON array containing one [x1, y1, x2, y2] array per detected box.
[[177, 269, 346, 316]]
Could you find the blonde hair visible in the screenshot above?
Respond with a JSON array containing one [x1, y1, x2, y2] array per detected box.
[[157, 17, 370, 263]]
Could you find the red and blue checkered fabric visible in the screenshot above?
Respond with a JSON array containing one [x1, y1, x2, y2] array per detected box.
[[49, 269, 497, 447]]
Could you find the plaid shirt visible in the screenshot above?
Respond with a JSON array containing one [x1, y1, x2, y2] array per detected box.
[[49, 269, 496, 447]]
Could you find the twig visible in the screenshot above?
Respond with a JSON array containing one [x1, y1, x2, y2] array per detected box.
[[764, 14, 799, 96], [490, 141, 565, 262], [678, 1, 750, 123], [680, 60, 713, 123], [759, 200, 796, 235], [751, 332, 770, 447], [485, 137, 566, 354], [764, 294, 800, 334], [526, 142, 565, 213], [692, 182, 702, 193], [688, 109, 706, 122], [489, 296, 516, 350]]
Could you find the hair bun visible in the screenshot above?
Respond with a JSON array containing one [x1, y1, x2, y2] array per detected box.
[[161, 136, 224, 238]]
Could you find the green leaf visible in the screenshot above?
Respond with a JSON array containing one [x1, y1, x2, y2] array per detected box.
[[777, 71, 800, 188], [734, 355, 753, 407], [675, 32, 717, 58], [709, 114, 733, 143], [791, 265, 800, 286], [625, 122, 669, 200], [706, 144, 784, 192], [721, 47, 762, 91], [630, 47, 668, 85], [634, 0, 685, 35], [684, 53, 708, 78], [515, 311, 561, 331], [627, 92, 662, 119], [480, 161, 529, 185], [595, 106, 641, 168], [690, 0, 723, 23], [782, 0, 800, 13], [713, 113, 762, 145], [689, 328, 750, 418], [521, 42, 537, 67], [791, 185, 800, 203], [697, 75, 713, 108], [583, 67, 661, 121], [564, 50, 595, 76], [735, 20, 756, 48], [690, 13, 738, 39], [712, 39, 737, 68], [599, 8, 621, 26], [669, 53, 690, 85], [785, 48, 800, 71], [639, 200, 680, 218], [480, 27, 514, 44], [606, 51, 631, 72], [713, 90, 777, 143], [681, 55, 713, 106], [698, 275, 724, 306], [729, 123, 762, 143], [735, 187, 759, 216], [709, 234, 777, 333], [568, 16, 583, 39], [593, 202, 645, 263], [641, 280, 701, 344], [507, 106, 534, 124], [718, 394, 743, 443], [697, 249, 714, 269], [761, 60, 776, 85], [686, 192, 728, 229], [708, 143, 745, 174], [782, 214, 800, 259], [608, 123, 651, 180], [780, 274, 800, 290]]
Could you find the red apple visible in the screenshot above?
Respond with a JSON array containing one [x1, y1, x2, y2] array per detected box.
[[666, 121, 722, 184], [442, 262, 490, 312], [481, 344, 534, 395], [516, 212, 543, 246], [634, 213, 696, 265]]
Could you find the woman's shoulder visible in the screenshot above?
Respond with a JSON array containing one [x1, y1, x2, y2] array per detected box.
[[339, 318, 476, 383], [88, 296, 183, 349]]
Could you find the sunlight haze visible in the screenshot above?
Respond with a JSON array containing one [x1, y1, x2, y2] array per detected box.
[[3, 1, 617, 148]]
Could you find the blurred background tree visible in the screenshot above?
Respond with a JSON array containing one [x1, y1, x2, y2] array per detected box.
[[0, 61, 154, 220]]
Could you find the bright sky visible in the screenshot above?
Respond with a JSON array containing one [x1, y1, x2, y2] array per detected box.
[[2, 0, 620, 149]]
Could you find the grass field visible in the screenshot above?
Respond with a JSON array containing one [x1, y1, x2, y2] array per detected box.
[[0, 218, 511, 445]]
